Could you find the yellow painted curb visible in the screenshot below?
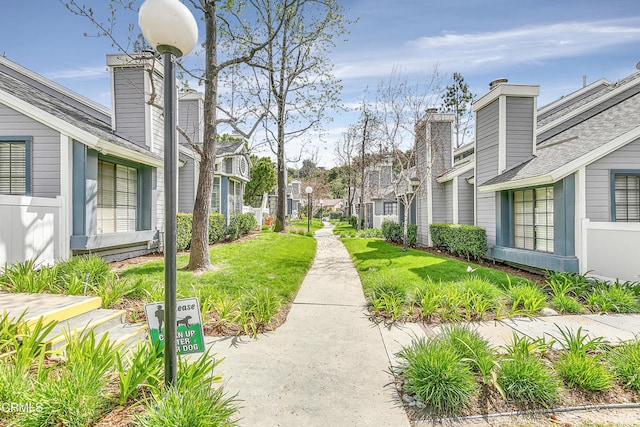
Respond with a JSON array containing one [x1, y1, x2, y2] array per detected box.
[[26, 296, 102, 328]]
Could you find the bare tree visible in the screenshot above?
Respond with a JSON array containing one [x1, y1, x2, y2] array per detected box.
[[374, 67, 444, 251], [63, 0, 291, 271], [238, 0, 349, 232], [334, 124, 359, 218]]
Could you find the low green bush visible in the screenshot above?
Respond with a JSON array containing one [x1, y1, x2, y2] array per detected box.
[[381, 220, 417, 246], [226, 212, 258, 241], [556, 352, 613, 391], [397, 337, 478, 414], [209, 213, 226, 244], [497, 354, 560, 407], [430, 223, 488, 260], [176, 213, 193, 250], [608, 339, 640, 391], [587, 282, 640, 313], [329, 211, 343, 220]]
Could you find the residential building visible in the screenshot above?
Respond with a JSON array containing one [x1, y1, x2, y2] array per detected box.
[[0, 54, 249, 266]]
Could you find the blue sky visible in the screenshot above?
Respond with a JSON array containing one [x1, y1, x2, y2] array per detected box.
[[1, 1, 640, 167]]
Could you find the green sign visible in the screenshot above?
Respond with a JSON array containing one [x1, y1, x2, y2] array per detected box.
[[144, 298, 205, 355]]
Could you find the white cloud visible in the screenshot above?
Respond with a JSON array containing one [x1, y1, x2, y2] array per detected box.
[[44, 66, 107, 80], [334, 19, 640, 81]]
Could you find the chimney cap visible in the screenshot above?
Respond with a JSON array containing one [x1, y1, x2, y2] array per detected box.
[[489, 78, 508, 90]]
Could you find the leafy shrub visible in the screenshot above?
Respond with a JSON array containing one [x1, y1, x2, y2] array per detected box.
[[397, 337, 478, 414], [226, 212, 257, 241], [329, 211, 343, 220], [209, 213, 226, 244], [381, 220, 417, 246], [176, 213, 193, 250], [608, 339, 640, 391], [497, 354, 560, 407], [348, 215, 358, 228], [556, 352, 613, 391], [429, 223, 488, 260]]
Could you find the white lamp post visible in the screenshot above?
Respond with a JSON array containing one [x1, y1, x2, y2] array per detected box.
[[305, 186, 313, 233], [139, 0, 198, 387]]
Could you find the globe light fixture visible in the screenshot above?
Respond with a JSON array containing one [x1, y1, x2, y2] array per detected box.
[[139, 0, 198, 387]]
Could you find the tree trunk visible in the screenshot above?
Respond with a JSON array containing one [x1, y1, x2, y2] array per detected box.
[[187, 1, 217, 271], [402, 197, 410, 252]]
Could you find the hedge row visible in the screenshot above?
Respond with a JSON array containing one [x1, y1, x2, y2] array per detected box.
[[381, 220, 417, 246], [430, 223, 488, 260], [175, 212, 257, 251]]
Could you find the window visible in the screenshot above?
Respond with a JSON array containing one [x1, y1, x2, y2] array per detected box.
[[0, 139, 29, 195], [513, 186, 554, 253], [614, 174, 640, 222], [211, 177, 220, 212], [229, 179, 242, 213], [97, 160, 138, 233], [383, 201, 398, 215]]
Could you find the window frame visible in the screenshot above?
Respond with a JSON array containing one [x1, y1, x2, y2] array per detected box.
[[0, 136, 32, 196], [611, 170, 640, 222], [512, 185, 554, 254], [97, 159, 139, 234], [383, 201, 398, 215]]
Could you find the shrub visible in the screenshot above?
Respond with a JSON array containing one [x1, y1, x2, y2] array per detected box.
[[608, 339, 640, 391], [357, 228, 383, 238], [329, 211, 343, 220], [226, 212, 257, 241], [497, 354, 560, 407], [429, 223, 488, 260], [348, 215, 358, 228], [209, 213, 226, 244], [381, 220, 417, 246], [440, 325, 496, 375], [397, 337, 478, 414], [176, 213, 193, 250]]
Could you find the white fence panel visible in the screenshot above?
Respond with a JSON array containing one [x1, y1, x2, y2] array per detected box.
[[0, 195, 64, 268], [583, 220, 640, 282]]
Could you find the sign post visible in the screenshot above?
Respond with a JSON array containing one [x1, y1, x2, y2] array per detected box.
[[145, 297, 205, 355]]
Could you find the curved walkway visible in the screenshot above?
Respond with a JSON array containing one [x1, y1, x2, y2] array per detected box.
[[206, 224, 410, 426]]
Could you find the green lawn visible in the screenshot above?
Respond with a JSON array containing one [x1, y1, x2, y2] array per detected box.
[[120, 230, 316, 302], [288, 217, 324, 234], [341, 237, 525, 292]]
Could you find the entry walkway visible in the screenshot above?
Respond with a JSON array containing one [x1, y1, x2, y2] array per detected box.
[[206, 224, 411, 426]]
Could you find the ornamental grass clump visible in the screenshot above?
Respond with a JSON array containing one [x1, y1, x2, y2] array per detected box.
[[367, 280, 408, 321], [608, 339, 640, 391], [397, 337, 477, 415], [505, 280, 547, 315], [586, 282, 639, 313], [497, 354, 560, 407]]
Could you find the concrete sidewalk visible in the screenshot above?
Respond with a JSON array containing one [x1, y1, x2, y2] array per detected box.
[[206, 224, 410, 427]]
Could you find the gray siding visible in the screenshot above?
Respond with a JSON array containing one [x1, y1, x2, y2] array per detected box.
[[505, 97, 534, 169], [475, 100, 500, 245], [178, 98, 201, 146], [431, 121, 452, 174], [443, 181, 453, 223], [178, 155, 196, 213], [113, 67, 147, 148], [415, 120, 429, 245], [431, 181, 447, 224], [458, 170, 474, 225], [0, 103, 60, 197], [585, 137, 640, 221]]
